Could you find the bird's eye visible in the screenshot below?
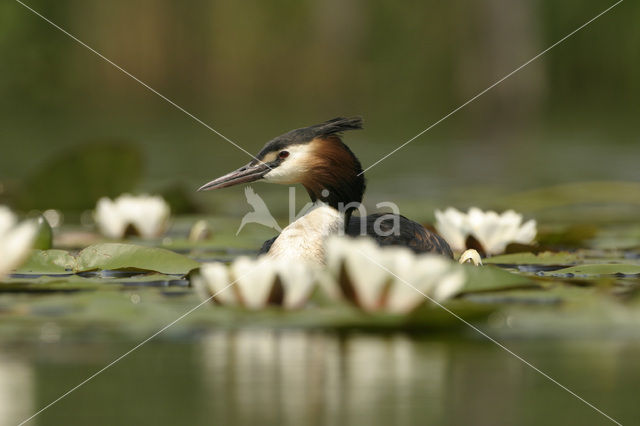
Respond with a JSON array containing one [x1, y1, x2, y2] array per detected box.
[[278, 151, 290, 159]]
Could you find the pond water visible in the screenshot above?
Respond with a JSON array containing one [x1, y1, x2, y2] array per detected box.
[[2, 204, 640, 426], [3, 331, 639, 425]]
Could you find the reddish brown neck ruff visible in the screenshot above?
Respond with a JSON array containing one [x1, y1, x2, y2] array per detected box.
[[301, 136, 366, 217]]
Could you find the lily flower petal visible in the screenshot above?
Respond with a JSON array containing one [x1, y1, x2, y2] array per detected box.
[[342, 238, 394, 310], [431, 269, 466, 302], [0, 206, 18, 236], [434, 208, 468, 252], [277, 261, 316, 309], [0, 208, 38, 279], [95, 197, 127, 239], [231, 256, 279, 309], [200, 262, 236, 305]]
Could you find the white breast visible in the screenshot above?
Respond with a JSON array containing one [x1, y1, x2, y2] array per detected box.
[[267, 204, 344, 265]]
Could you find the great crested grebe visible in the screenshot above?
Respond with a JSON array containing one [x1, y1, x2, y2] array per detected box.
[[198, 117, 453, 264]]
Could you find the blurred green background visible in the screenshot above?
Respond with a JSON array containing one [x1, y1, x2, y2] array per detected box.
[[1, 0, 638, 218]]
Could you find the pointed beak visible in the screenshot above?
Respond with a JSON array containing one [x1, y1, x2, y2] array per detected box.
[[197, 161, 271, 191]]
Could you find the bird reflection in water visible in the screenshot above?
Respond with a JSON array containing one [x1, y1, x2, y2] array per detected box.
[[198, 330, 448, 425]]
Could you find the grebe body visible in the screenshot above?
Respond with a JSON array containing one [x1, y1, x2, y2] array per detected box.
[[199, 117, 453, 263]]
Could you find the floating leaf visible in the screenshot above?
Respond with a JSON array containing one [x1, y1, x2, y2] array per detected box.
[[76, 243, 199, 275], [16, 249, 76, 274], [542, 264, 640, 277], [0, 272, 187, 294], [460, 264, 539, 293], [406, 299, 496, 326], [0, 275, 101, 293], [484, 251, 578, 266], [13, 244, 199, 276], [461, 289, 564, 305]]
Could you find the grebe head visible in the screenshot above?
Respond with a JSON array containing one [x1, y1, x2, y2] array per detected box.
[[198, 117, 367, 209]]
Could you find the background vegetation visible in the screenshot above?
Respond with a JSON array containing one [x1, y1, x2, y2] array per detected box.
[[1, 0, 638, 217]]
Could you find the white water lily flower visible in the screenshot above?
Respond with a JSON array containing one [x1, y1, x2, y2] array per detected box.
[[0, 206, 38, 280], [195, 237, 465, 313], [325, 236, 465, 313], [435, 207, 536, 255], [434, 207, 468, 252], [325, 236, 393, 310], [94, 194, 170, 239], [194, 256, 316, 310]]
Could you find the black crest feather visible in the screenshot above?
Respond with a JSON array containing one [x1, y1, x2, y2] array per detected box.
[[309, 116, 364, 137], [258, 117, 363, 157]]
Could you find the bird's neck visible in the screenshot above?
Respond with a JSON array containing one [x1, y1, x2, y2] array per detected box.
[[301, 136, 366, 222], [267, 204, 344, 265]]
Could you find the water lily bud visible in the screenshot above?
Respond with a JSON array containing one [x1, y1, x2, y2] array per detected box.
[[32, 216, 53, 250], [459, 249, 482, 266], [42, 209, 63, 228], [188, 220, 213, 242]]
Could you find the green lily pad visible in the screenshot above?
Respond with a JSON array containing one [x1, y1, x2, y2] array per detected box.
[[0, 276, 102, 293], [0, 272, 187, 294], [460, 264, 539, 293], [461, 288, 564, 305], [16, 249, 76, 274], [13, 244, 199, 276], [542, 264, 640, 277], [484, 251, 578, 266], [76, 243, 199, 275]]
